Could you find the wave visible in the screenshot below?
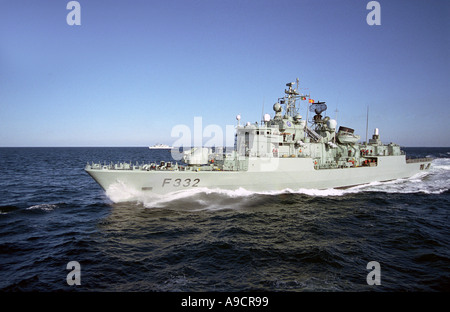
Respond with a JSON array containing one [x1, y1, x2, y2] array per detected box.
[[0, 204, 60, 214], [104, 158, 449, 207], [26, 204, 58, 212]]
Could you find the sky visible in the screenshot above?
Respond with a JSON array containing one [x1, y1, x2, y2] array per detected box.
[[0, 0, 449, 147]]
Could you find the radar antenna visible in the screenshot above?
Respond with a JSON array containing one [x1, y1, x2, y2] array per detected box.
[[309, 101, 327, 115], [309, 101, 327, 124]]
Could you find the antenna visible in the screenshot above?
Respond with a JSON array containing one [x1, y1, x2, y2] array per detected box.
[[365, 106, 369, 146], [261, 97, 265, 125], [333, 108, 338, 143]]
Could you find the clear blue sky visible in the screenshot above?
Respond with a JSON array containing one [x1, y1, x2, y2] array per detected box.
[[0, 0, 449, 147]]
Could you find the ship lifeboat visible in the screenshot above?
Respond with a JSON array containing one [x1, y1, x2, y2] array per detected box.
[[337, 126, 360, 144]]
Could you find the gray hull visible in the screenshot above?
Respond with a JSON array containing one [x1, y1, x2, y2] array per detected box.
[[85, 155, 432, 196]]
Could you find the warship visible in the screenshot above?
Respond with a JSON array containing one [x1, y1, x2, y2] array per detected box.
[[85, 78, 432, 196]]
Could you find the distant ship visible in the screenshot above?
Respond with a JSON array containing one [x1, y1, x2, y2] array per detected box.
[[86, 78, 432, 196], [148, 144, 173, 150]]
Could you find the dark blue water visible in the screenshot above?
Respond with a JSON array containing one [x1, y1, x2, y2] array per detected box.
[[0, 147, 449, 294]]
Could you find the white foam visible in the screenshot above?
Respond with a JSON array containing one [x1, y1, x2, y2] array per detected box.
[[26, 204, 57, 211], [106, 181, 145, 203], [347, 161, 449, 195], [430, 158, 450, 171]]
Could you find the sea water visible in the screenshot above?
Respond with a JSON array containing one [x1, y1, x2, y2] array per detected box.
[[0, 147, 448, 292]]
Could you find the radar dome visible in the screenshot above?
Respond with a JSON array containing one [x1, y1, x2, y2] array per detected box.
[[327, 119, 337, 130], [273, 103, 282, 112]]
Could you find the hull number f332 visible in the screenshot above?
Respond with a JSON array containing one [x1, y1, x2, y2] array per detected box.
[[162, 178, 200, 188]]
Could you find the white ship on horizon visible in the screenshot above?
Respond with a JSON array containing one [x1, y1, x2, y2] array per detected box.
[[148, 144, 174, 150]]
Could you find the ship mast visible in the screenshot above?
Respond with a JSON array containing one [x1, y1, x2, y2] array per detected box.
[[283, 78, 301, 118]]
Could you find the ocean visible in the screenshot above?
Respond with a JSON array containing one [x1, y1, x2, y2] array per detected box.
[[0, 147, 449, 297]]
